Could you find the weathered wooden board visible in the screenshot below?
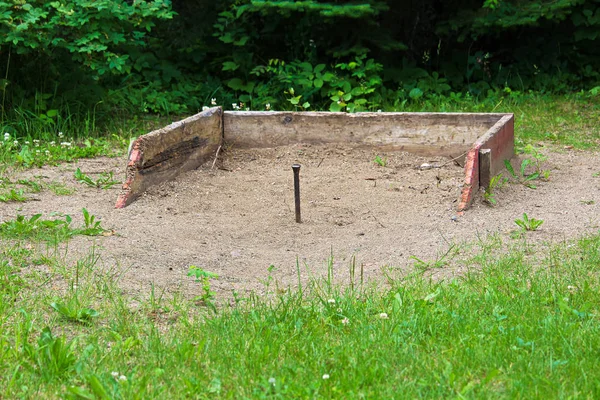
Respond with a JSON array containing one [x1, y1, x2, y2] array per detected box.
[[457, 114, 514, 212], [115, 107, 222, 208], [223, 112, 506, 156]]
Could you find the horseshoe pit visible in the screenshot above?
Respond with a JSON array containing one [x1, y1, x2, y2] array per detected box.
[[110, 108, 515, 287]]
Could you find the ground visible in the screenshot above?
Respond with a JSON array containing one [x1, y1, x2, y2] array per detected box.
[[2, 143, 599, 300]]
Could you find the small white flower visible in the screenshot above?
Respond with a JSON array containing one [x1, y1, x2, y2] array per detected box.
[[13, 140, 18, 146], [58, 132, 64, 138], [211, 98, 217, 105], [60, 142, 72, 147], [268, 377, 276, 385], [202, 106, 210, 111], [327, 299, 336, 305], [379, 312, 389, 319], [36, 150, 40, 154], [24, 141, 30, 145], [111, 371, 119, 378], [567, 285, 579, 292], [377, 109, 382, 113], [50, 141, 56, 146], [341, 317, 349, 325], [336, 308, 342, 313], [322, 374, 330, 380], [245, 107, 250, 111], [265, 103, 271, 110], [3, 132, 9, 141], [118, 375, 127, 381], [44, 150, 50, 156]]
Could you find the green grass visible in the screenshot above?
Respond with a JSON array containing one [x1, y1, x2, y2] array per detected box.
[[1, 93, 599, 397], [0, 104, 167, 170], [1, 231, 600, 398]]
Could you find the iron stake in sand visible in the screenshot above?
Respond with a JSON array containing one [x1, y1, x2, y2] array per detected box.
[[292, 164, 302, 223]]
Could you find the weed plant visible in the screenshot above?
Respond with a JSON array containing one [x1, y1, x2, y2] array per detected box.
[[515, 213, 544, 232], [0, 209, 105, 244], [74, 168, 120, 189]]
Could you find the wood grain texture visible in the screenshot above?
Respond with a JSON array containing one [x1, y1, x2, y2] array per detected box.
[[115, 107, 222, 208], [223, 112, 505, 156]]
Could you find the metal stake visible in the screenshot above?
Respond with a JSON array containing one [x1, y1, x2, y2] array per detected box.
[[292, 164, 301, 223]]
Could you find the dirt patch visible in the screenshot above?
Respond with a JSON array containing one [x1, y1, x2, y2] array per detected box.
[[2, 144, 599, 299]]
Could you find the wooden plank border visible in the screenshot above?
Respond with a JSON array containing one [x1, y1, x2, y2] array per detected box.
[[115, 110, 514, 212], [457, 114, 514, 212], [115, 107, 223, 208]]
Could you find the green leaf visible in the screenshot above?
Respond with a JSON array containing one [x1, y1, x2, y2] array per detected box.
[[409, 88, 423, 100], [67, 386, 95, 400], [227, 78, 244, 90], [504, 159, 516, 178], [222, 61, 239, 71], [329, 102, 343, 112], [314, 78, 323, 88], [314, 64, 326, 73], [87, 375, 110, 400], [233, 36, 249, 46]]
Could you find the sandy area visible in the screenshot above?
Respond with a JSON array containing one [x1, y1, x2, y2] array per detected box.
[[2, 143, 599, 299]]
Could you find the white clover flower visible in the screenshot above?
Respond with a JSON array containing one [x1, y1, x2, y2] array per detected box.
[[118, 375, 127, 381], [268, 377, 276, 385], [50, 141, 56, 146], [265, 103, 271, 110], [13, 140, 18, 146], [211, 98, 217, 105], [111, 371, 119, 378], [379, 312, 389, 319], [3, 132, 9, 141], [60, 142, 72, 147], [58, 132, 64, 138], [322, 374, 330, 380], [341, 317, 349, 325], [327, 299, 336, 305], [25, 141, 30, 145]]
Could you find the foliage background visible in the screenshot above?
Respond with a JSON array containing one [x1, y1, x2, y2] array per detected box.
[[1, 0, 599, 119]]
